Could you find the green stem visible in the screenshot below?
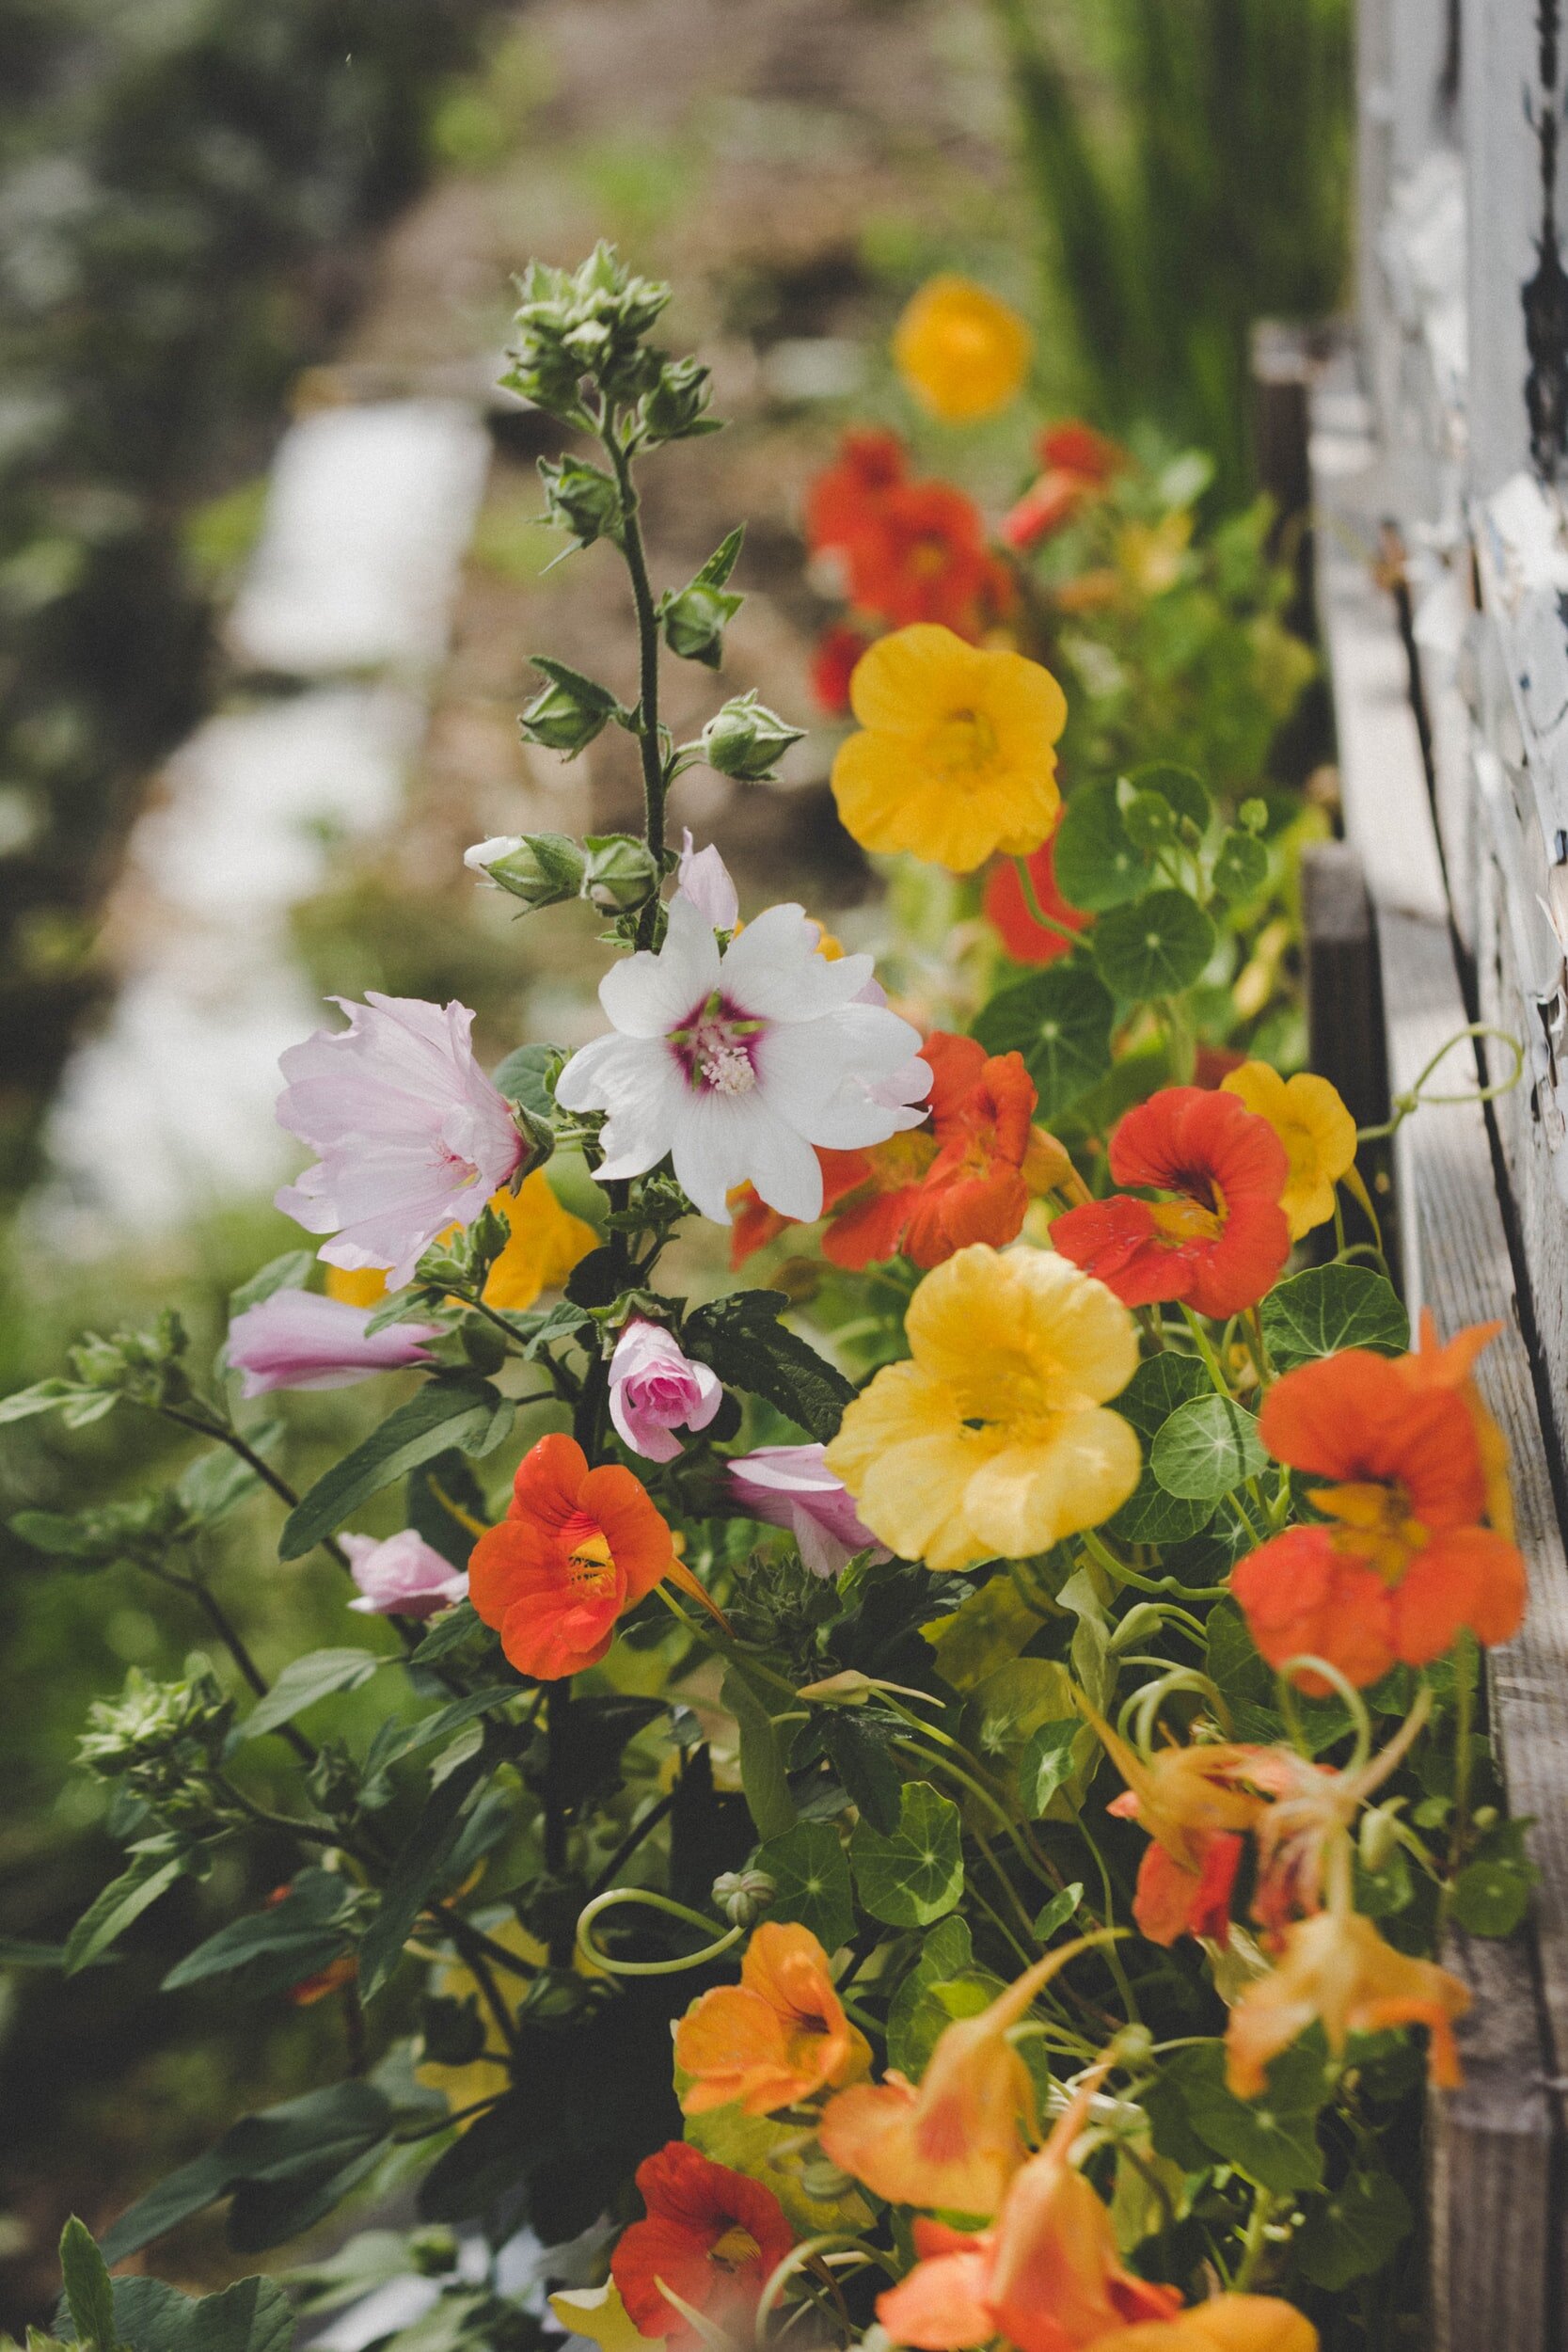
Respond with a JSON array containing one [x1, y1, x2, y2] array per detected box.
[[1010, 854, 1084, 946], [1448, 1633, 1478, 1886], [1232, 2184, 1277, 2292], [1178, 1305, 1234, 1401], [602, 420, 669, 893]]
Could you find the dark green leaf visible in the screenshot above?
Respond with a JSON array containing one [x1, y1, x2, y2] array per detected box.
[[279, 1379, 513, 1557], [886, 1916, 994, 2079], [754, 1821, 854, 1951], [1259, 1265, 1409, 1370], [974, 964, 1116, 1120], [161, 1871, 356, 1999], [1033, 1883, 1084, 1940], [820, 1712, 902, 1834], [849, 1782, 963, 1927], [1092, 888, 1216, 1002], [1296, 2169, 1412, 2289], [1452, 1855, 1537, 1937], [406, 1450, 488, 1572], [178, 1441, 277, 1524], [1159, 2035, 1328, 2193], [1104, 1352, 1214, 1546], [1149, 1393, 1265, 1501], [238, 1648, 387, 1740], [490, 1042, 559, 1119], [372, 1688, 523, 1772], [1125, 761, 1212, 834], [65, 1857, 185, 1975], [357, 1754, 491, 2000], [409, 1601, 493, 1666], [1053, 783, 1154, 910], [1211, 829, 1269, 901], [60, 2218, 118, 2351], [693, 524, 745, 590], [722, 1667, 796, 1842], [685, 1295, 852, 1443]]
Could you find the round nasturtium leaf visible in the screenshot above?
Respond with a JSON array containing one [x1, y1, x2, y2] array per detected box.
[[1149, 1392, 1267, 1501], [974, 963, 1116, 1120], [1052, 783, 1155, 910], [1210, 827, 1269, 902], [1124, 760, 1212, 837], [849, 1781, 964, 1927], [1091, 888, 1217, 1003], [1259, 1265, 1410, 1369]]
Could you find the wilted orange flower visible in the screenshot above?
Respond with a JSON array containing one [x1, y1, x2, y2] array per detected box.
[[1226, 1906, 1469, 2098], [819, 1941, 1099, 2217], [611, 2141, 793, 2349], [1089, 1710, 1266, 1949], [674, 1921, 869, 2117], [1001, 421, 1126, 553], [876, 2079, 1184, 2348], [984, 837, 1092, 965], [1051, 1087, 1291, 1320], [468, 1433, 676, 1679], [1244, 1704, 1431, 1947], [1399, 1309, 1514, 1538], [1231, 1336, 1526, 1691]]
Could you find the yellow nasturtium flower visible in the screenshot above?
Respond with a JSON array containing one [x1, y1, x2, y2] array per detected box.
[[1220, 1062, 1357, 1240], [831, 624, 1067, 874], [824, 1244, 1140, 1571], [325, 1169, 595, 1313], [548, 2287, 659, 2352], [893, 275, 1032, 422]]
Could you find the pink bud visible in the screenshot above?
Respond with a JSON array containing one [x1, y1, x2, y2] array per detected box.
[[226, 1289, 440, 1398], [674, 829, 740, 932], [342, 1529, 469, 1617], [609, 1317, 723, 1464]]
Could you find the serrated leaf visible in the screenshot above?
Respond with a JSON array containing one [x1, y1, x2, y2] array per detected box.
[[684, 1295, 851, 1443], [1053, 783, 1155, 911], [279, 1378, 512, 1558], [722, 1667, 796, 1842], [1259, 1265, 1409, 1371], [849, 1782, 963, 1927], [59, 2218, 117, 2352], [238, 1647, 387, 1740], [1295, 2169, 1412, 2289], [1149, 1393, 1265, 1501], [1092, 888, 1216, 1002], [974, 964, 1116, 1120], [753, 1821, 853, 1951]]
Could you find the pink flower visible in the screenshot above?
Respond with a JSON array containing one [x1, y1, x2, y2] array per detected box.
[[609, 1318, 724, 1463], [275, 993, 524, 1287], [675, 830, 740, 932], [342, 1529, 469, 1617], [226, 1288, 441, 1399], [726, 1443, 891, 1578]]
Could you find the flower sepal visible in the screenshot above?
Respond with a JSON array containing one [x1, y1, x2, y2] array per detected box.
[[466, 830, 588, 907], [518, 660, 625, 758], [701, 691, 806, 781], [581, 833, 662, 914]]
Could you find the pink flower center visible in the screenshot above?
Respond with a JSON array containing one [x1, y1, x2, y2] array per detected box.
[[668, 990, 766, 1097]]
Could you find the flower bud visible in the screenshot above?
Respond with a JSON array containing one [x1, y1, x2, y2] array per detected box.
[[641, 355, 716, 445], [701, 691, 806, 782], [465, 832, 587, 908], [581, 833, 660, 913], [408, 2226, 462, 2277], [518, 661, 620, 758], [712, 1867, 776, 1928], [798, 2158, 857, 2201], [510, 1099, 557, 1177], [538, 453, 624, 548], [661, 580, 742, 669], [1358, 1802, 1402, 1874]]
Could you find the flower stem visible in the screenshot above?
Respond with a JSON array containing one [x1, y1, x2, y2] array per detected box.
[[602, 419, 669, 894], [1010, 854, 1083, 946], [1232, 2184, 1277, 2291]]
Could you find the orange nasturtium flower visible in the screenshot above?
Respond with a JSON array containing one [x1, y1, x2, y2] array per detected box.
[[1051, 1087, 1291, 1321], [893, 275, 1033, 423], [1000, 420, 1125, 553], [468, 1433, 678, 1679], [1219, 1063, 1357, 1242], [984, 836, 1092, 966], [825, 1245, 1140, 1572], [674, 1921, 870, 2117], [1230, 1334, 1526, 1692], [1227, 1906, 1470, 2099], [831, 625, 1068, 874], [610, 2141, 794, 2349], [1087, 1710, 1266, 1950]]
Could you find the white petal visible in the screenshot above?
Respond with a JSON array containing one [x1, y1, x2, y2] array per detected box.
[[598, 893, 718, 1038], [742, 1104, 826, 1221], [720, 904, 873, 1020]]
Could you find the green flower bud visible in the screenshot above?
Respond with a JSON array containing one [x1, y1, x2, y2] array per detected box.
[[504, 246, 672, 417], [581, 833, 660, 913], [510, 1100, 557, 1177], [465, 831, 587, 907], [407, 2224, 463, 2277], [518, 660, 620, 757], [1358, 1802, 1402, 1875], [78, 1661, 233, 1797], [701, 691, 806, 782], [538, 453, 624, 548], [661, 580, 743, 669], [641, 355, 717, 445], [712, 1867, 775, 1928]]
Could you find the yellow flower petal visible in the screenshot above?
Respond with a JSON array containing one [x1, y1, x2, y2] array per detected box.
[[549, 2285, 660, 2352], [480, 1170, 598, 1311], [893, 275, 1033, 422], [325, 1263, 388, 1308], [1220, 1063, 1357, 1241]]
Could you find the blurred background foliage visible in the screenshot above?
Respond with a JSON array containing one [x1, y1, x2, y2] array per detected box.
[[0, 0, 1350, 2322]]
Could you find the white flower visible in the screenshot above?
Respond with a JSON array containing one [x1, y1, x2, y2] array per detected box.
[[554, 896, 927, 1223], [674, 829, 739, 931]]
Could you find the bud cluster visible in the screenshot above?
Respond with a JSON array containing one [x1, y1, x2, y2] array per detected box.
[[501, 245, 714, 448], [78, 1661, 234, 1820]]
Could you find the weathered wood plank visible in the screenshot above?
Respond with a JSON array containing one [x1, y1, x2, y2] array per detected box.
[[1300, 839, 1388, 1129]]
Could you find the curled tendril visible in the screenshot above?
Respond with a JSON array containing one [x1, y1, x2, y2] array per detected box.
[[755, 2237, 898, 2345], [1275, 1653, 1373, 1772], [575, 1886, 742, 1977], [1117, 1666, 1234, 1755], [1357, 1023, 1525, 1139]]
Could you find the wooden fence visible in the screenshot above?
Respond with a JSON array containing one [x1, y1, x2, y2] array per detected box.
[[1284, 2, 1568, 2337]]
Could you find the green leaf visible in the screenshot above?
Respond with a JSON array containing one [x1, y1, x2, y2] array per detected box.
[[356, 1752, 490, 2000], [973, 964, 1116, 1120], [227, 1253, 315, 1320], [406, 1449, 488, 1572], [178, 1441, 277, 1524], [1452, 1854, 1537, 1937], [1020, 1720, 1085, 1817], [64, 1857, 185, 1975], [279, 1378, 513, 1558], [0, 1378, 78, 1424], [1092, 888, 1216, 1002], [1104, 1352, 1213, 1546], [693, 523, 745, 590], [60, 2218, 118, 2351], [684, 1294, 852, 1443], [849, 1782, 963, 1927], [1032, 1883, 1084, 1940], [1053, 783, 1154, 911], [161, 1871, 355, 1999], [490, 1042, 559, 1119], [1125, 761, 1211, 834], [753, 1821, 854, 1951], [1211, 829, 1269, 901], [1259, 1265, 1409, 1370], [408, 1600, 492, 1666], [0, 1935, 78, 1969], [372, 1687, 522, 1771], [820, 1712, 902, 1834], [1149, 1393, 1266, 1501], [1158, 2034, 1328, 2193], [965, 1661, 1079, 1796], [238, 1647, 387, 1741], [722, 1667, 797, 1842], [886, 1915, 991, 2079], [1296, 2169, 1412, 2289]]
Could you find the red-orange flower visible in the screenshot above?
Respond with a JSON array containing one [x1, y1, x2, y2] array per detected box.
[[1001, 421, 1125, 552], [675, 1921, 869, 2116], [611, 2141, 794, 2347], [1051, 1087, 1291, 1319], [984, 838, 1091, 965], [811, 620, 875, 714], [468, 1433, 675, 1679], [805, 428, 908, 551], [1089, 1709, 1266, 1949], [804, 431, 1010, 640], [1230, 1337, 1526, 1691]]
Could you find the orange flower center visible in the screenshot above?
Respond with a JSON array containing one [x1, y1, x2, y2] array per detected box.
[[1310, 1479, 1431, 1583], [1148, 1194, 1224, 1246], [709, 2225, 762, 2273], [870, 1129, 942, 1188], [925, 707, 998, 781], [562, 1512, 617, 1596]]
